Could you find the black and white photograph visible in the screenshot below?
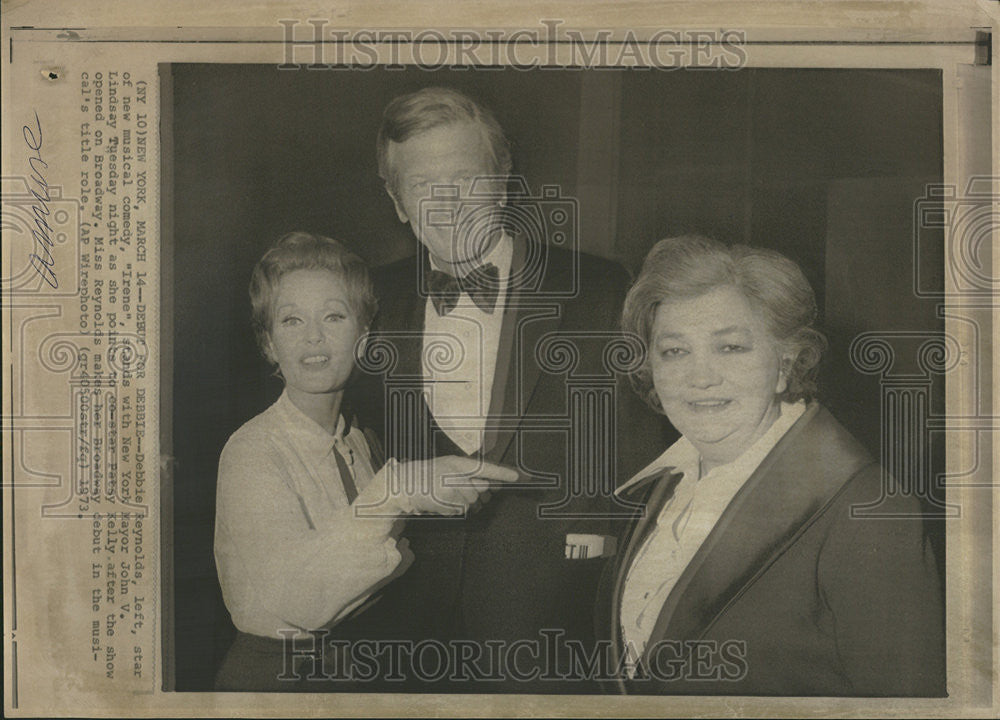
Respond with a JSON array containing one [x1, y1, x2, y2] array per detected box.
[[2, 2, 996, 717], [165, 63, 952, 695]]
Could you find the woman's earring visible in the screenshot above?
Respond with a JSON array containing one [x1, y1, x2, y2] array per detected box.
[[354, 332, 369, 361]]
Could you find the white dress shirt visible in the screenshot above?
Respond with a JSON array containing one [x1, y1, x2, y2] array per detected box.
[[422, 235, 513, 454], [214, 391, 402, 637], [618, 401, 806, 670]]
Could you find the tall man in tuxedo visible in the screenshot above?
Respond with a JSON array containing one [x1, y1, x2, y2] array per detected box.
[[350, 86, 664, 692]]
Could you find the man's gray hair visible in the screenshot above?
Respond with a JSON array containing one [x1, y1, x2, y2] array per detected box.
[[376, 86, 512, 194]]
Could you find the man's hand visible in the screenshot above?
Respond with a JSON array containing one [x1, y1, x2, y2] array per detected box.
[[358, 456, 519, 516]]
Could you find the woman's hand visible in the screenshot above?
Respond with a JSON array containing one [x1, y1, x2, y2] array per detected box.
[[357, 456, 519, 516]]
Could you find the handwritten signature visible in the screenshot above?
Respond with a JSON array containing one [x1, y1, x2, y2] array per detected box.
[[24, 111, 58, 289]]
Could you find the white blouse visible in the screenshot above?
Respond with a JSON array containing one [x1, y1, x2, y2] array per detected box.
[[214, 391, 402, 637], [618, 401, 807, 671]]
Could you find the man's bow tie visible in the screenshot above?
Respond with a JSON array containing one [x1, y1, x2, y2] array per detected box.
[[427, 263, 500, 315]]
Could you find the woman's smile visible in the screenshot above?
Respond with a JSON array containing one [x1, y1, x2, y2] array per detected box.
[[686, 398, 733, 409], [650, 285, 788, 467], [300, 353, 331, 366]]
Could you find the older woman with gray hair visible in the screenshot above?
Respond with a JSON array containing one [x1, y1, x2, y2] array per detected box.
[[605, 235, 944, 696]]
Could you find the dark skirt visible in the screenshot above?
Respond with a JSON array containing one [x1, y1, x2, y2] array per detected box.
[[214, 631, 309, 692], [214, 628, 406, 693]]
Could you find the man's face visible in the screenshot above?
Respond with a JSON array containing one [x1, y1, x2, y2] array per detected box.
[[386, 121, 505, 271]]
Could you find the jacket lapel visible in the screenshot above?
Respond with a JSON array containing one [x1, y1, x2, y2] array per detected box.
[[639, 404, 874, 663], [374, 252, 429, 377], [372, 254, 432, 460], [481, 238, 564, 464], [608, 467, 684, 692], [400, 253, 430, 378]]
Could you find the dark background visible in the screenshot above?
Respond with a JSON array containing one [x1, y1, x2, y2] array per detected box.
[[164, 65, 945, 690]]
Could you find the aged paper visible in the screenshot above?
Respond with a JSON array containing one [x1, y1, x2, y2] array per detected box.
[[2, 1, 997, 717]]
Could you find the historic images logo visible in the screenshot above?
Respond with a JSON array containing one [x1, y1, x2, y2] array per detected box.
[[276, 20, 748, 71]]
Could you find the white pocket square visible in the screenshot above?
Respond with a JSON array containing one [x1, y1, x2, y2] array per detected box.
[[564, 533, 617, 559]]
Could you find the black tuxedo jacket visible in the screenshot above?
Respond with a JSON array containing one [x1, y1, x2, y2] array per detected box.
[[345, 239, 665, 692], [599, 403, 946, 696]]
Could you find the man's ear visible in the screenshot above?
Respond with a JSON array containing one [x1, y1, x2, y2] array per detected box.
[[385, 183, 409, 224]]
